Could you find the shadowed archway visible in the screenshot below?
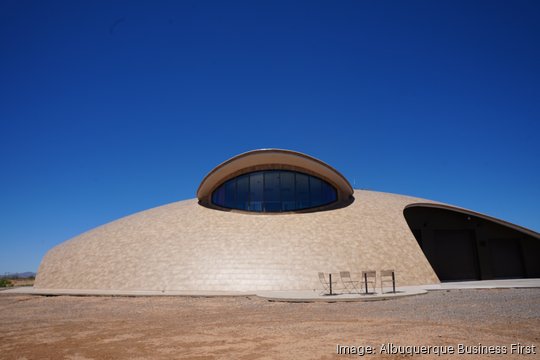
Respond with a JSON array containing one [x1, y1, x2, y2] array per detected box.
[[404, 204, 540, 281]]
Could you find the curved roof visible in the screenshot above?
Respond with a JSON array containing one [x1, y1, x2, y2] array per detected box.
[[34, 146, 540, 293], [405, 203, 540, 239], [197, 149, 354, 210], [35, 190, 440, 291], [34, 189, 540, 292]]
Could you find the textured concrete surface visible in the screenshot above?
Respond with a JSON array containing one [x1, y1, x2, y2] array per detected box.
[[3, 286, 428, 302], [8, 278, 540, 301], [35, 190, 441, 292]]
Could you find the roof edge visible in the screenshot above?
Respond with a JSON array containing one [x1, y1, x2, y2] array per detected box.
[[404, 202, 540, 239]]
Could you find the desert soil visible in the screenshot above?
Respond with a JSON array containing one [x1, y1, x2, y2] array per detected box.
[[0, 289, 539, 359]]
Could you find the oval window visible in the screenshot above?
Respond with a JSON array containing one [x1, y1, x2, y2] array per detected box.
[[211, 170, 337, 212]]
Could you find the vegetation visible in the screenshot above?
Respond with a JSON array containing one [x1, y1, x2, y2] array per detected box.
[[0, 278, 12, 287], [0, 273, 35, 287]]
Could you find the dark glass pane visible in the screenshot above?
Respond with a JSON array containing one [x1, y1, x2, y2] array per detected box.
[[224, 179, 236, 207], [280, 171, 295, 211], [213, 185, 226, 207], [249, 172, 263, 212], [236, 174, 249, 210], [264, 171, 281, 212], [211, 170, 337, 212], [295, 173, 310, 210], [309, 176, 322, 207], [321, 182, 337, 204]]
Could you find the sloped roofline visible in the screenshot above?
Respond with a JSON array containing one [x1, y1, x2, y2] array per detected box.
[[404, 203, 540, 239]]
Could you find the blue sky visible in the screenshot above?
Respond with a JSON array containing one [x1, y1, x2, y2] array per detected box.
[[1, 1, 539, 273]]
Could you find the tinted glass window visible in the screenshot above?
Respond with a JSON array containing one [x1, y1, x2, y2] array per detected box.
[[249, 172, 263, 212], [295, 173, 310, 210], [224, 180, 235, 206], [212, 186, 225, 206], [309, 177, 322, 207], [212, 170, 337, 212], [321, 181, 335, 204], [280, 172, 295, 211], [236, 174, 249, 210], [264, 172, 281, 212]]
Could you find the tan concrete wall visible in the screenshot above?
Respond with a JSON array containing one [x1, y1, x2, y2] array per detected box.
[[35, 190, 440, 291]]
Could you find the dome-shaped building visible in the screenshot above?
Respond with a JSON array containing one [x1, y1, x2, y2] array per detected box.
[[35, 149, 540, 292]]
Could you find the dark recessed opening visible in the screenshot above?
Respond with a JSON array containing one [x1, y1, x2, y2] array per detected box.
[[404, 205, 540, 281]]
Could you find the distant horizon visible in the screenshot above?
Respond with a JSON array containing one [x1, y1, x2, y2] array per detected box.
[[1, 271, 36, 277]]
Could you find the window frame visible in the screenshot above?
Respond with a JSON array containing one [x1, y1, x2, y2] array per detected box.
[[211, 170, 337, 213]]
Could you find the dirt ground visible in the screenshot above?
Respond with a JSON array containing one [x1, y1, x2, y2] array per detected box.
[[0, 288, 538, 359]]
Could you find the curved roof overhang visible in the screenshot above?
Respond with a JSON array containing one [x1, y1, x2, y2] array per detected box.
[[197, 149, 354, 211], [404, 203, 540, 239]]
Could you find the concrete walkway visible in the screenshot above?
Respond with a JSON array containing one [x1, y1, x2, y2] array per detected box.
[[3, 286, 425, 302], [1, 287, 255, 297], [2, 278, 539, 302], [421, 278, 540, 290], [256, 289, 427, 302]]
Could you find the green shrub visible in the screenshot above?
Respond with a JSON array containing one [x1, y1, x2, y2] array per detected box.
[[0, 278, 12, 287]]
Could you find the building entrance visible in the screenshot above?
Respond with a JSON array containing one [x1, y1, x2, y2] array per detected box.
[[404, 205, 539, 281]]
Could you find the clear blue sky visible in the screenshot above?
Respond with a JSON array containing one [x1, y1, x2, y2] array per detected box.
[[1, 1, 539, 273]]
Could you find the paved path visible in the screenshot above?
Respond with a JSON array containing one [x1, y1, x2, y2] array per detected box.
[[3, 278, 539, 302]]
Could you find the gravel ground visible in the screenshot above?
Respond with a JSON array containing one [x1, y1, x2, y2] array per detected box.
[[0, 289, 539, 359]]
